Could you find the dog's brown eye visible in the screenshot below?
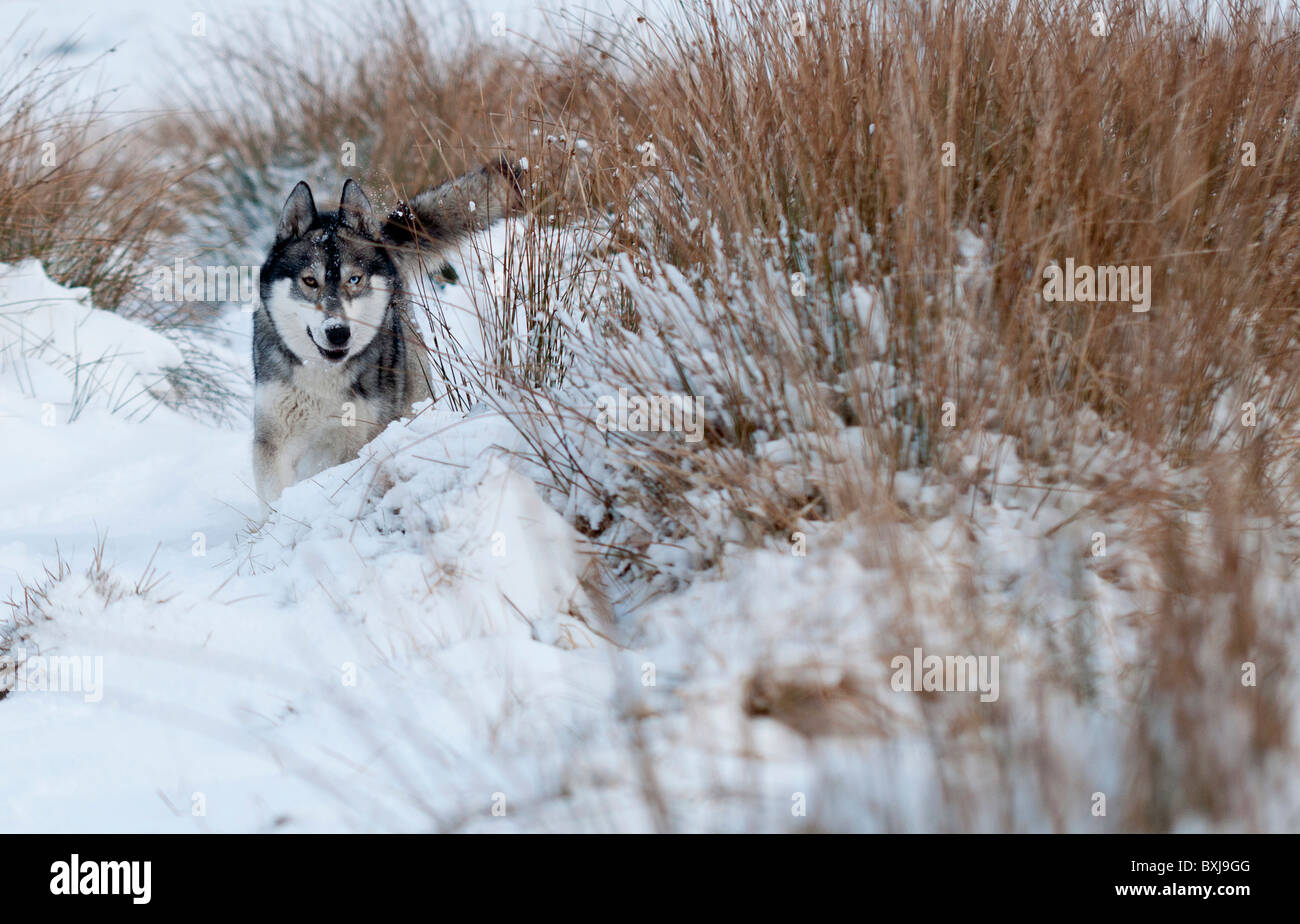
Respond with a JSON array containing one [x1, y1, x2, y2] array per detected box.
[[302, 275, 318, 288]]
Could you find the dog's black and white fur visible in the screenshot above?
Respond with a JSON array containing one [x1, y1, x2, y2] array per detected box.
[[253, 158, 523, 507]]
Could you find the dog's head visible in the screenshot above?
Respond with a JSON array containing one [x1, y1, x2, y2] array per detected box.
[[259, 179, 396, 365]]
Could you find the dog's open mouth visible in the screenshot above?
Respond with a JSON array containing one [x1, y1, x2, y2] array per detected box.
[[307, 329, 349, 362]]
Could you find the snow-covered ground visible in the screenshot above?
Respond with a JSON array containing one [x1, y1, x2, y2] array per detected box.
[[4, 223, 1296, 832], [0, 244, 887, 832], [0, 249, 627, 831]]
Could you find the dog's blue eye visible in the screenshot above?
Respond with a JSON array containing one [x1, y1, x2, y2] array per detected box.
[[349, 275, 362, 285]]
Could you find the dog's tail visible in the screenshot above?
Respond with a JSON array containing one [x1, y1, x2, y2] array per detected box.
[[381, 157, 526, 253]]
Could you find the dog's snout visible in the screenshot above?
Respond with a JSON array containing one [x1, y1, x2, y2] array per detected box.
[[322, 319, 350, 346]]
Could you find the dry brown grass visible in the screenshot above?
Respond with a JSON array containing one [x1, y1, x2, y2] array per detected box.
[[0, 45, 192, 311], [554, 0, 1300, 483], [155, 1, 575, 254]]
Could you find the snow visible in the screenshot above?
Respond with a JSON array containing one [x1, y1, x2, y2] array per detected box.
[[0, 266, 620, 830], [0, 260, 183, 418]]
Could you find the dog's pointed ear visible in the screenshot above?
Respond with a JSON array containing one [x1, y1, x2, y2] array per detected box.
[[339, 179, 377, 238], [277, 182, 317, 243]]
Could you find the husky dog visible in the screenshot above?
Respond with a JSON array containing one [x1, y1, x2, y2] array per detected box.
[[253, 158, 523, 507]]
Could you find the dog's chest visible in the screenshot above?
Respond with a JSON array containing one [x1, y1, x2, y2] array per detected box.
[[257, 365, 386, 475]]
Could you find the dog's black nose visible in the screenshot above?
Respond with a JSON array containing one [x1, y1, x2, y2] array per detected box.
[[323, 321, 350, 346]]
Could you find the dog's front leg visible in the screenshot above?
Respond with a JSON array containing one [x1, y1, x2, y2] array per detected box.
[[253, 424, 297, 517]]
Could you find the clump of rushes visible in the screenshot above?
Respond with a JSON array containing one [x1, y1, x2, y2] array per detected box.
[[0, 44, 190, 311]]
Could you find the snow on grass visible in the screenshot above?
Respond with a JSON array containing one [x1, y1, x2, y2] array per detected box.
[[0, 260, 184, 419], [2, 204, 1298, 831]]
